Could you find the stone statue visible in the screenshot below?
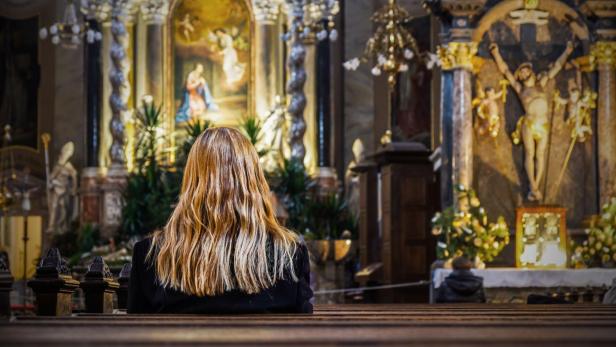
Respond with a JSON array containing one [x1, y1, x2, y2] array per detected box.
[[47, 142, 78, 234], [345, 138, 365, 218], [489, 42, 574, 201]]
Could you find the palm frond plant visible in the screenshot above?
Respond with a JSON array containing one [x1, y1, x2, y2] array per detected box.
[[305, 193, 357, 240], [238, 115, 269, 158], [269, 158, 315, 233], [121, 97, 180, 240], [176, 119, 213, 169], [133, 97, 164, 178]]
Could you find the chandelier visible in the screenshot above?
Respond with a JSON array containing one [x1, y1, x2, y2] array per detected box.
[[343, 0, 420, 88], [39, 0, 102, 48], [282, 0, 340, 42]]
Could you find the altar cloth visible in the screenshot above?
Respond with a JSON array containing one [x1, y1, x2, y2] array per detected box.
[[432, 268, 616, 289]]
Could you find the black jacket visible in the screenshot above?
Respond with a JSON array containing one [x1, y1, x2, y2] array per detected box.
[[128, 238, 313, 314], [435, 269, 486, 303]]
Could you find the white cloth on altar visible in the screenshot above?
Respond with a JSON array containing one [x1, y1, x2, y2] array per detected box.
[[432, 268, 616, 288]]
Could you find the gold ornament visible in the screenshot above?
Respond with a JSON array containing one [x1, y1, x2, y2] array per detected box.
[[343, 0, 420, 89], [591, 41, 616, 68], [437, 41, 478, 71]]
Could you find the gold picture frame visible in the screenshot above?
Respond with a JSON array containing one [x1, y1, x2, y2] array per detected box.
[[515, 206, 568, 269]]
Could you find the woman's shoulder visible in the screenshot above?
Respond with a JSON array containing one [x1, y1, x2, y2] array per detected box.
[[293, 240, 310, 274], [132, 237, 153, 262]]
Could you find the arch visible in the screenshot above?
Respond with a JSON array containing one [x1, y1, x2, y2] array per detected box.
[[472, 0, 589, 42]]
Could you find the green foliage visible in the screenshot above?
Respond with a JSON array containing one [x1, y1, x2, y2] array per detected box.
[[121, 169, 181, 238], [571, 197, 616, 267], [304, 193, 357, 240], [177, 119, 213, 168], [134, 99, 164, 175], [238, 115, 269, 158], [269, 159, 357, 239], [120, 99, 181, 239], [270, 158, 314, 233]]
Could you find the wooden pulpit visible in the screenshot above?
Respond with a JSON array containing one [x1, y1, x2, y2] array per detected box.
[[356, 142, 439, 303]]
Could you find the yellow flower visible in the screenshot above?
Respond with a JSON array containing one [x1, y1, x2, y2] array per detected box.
[[431, 227, 442, 236], [575, 247, 583, 255], [474, 238, 482, 247], [602, 254, 611, 264], [470, 197, 481, 207], [595, 242, 603, 250]]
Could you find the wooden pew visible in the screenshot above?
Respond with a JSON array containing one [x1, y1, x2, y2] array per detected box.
[[1, 305, 615, 346], [3, 248, 615, 346]]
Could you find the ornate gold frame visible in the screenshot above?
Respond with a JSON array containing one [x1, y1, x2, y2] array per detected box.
[[164, 0, 257, 162], [515, 206, 568, 269]]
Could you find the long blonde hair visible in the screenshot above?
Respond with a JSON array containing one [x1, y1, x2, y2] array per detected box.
[[149, 127, 298, 296]]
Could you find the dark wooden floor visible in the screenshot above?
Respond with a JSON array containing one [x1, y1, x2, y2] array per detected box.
[[1, 304, 616, 346]]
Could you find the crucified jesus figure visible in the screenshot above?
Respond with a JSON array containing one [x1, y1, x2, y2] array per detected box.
[[489, 42, 574, 201]]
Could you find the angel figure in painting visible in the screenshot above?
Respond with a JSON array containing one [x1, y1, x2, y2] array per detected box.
[[178, 13, 196, 42], [489, 42, 574, 201], [209, 28, 246, 86], [472, 80, 507, 139], [176, 63, 219, 123]]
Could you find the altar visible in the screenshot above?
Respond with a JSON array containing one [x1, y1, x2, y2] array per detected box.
[[431, 268, 616, 304]]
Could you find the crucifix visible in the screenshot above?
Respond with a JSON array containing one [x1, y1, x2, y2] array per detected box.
[[489, 28, 574, 201]]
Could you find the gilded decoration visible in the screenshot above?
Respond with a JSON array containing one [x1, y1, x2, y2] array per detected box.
[[140, 0, 169, 24], [591, 41, 616, 68], [437, 41, 478, 71], [253, 0, 282, 24], [468, 0, 599, 230]]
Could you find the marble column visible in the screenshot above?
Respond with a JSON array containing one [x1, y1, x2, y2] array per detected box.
[[139, 0, 168, 102], [426, 0, 485, 208], [592, 41, 616, 206], [254, 1, 284, 119], [437, 41, 477, 195]]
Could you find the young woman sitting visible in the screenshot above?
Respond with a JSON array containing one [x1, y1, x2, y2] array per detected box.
[[128, 127, 312, 314]]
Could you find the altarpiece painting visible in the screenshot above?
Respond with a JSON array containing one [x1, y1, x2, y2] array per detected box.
[[171, 0, 252, 129]]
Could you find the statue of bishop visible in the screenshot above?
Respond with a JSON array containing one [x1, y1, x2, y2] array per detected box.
[[47, 141, 78, 234]]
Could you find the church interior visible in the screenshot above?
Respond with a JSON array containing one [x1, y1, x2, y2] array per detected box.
[[1, 0, 616, 345]]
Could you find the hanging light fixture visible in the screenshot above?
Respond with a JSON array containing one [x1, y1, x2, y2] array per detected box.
[[282, 0, 340, 42], [343, 0, 422, 88], [39, 0, 102, 48]]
